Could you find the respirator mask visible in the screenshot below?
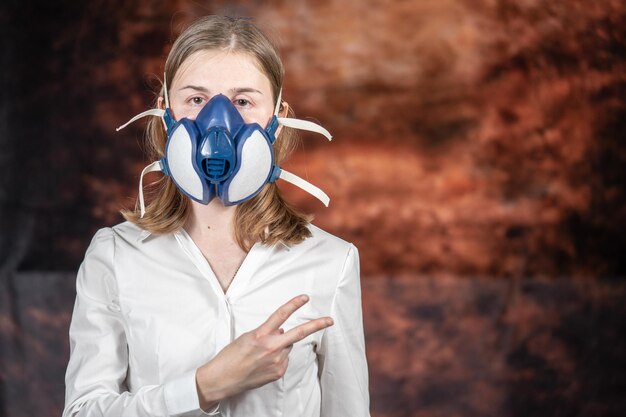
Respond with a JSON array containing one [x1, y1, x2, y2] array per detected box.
[[117, 76, 332, 217]]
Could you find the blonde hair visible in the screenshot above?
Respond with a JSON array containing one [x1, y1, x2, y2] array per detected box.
[[121, 16, 312, 250]]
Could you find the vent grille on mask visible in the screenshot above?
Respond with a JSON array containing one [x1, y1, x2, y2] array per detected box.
[[202, 158, 230, 181]]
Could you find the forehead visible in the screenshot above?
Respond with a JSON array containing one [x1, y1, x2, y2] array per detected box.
[[171, 49, 272, 93]]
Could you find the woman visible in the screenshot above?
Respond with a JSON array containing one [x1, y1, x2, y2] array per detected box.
[[63, 15, 369, 417]]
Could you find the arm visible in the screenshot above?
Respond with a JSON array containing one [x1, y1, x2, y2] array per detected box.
[[63, 228, 216, 417], [318, 244, 371, 417]]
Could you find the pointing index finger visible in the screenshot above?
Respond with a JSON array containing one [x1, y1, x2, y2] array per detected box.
[[258, 295, 309, 335]]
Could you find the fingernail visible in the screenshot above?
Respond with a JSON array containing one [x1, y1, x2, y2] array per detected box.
[[300, 295, 309, 302], [326, 318, 334, 326]]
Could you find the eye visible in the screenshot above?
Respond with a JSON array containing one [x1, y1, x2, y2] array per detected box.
[[189, 96, 205, 106], [234, 98, 251, 108]]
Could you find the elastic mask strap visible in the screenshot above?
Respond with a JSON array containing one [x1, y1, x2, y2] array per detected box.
[[277, 169, 330, 207], [270, 87, 332, 141], [117, 73, 172, 132], [138, 160, 163, 218], [116, 109, 166, 131], [274, 88, 283, 116], [277, 117, 332, 141], [164, 72, 171, 109]]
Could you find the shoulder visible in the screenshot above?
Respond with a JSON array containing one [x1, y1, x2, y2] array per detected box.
[[110, 221, 150, 242], [91, 221, 162, 247], [306, 223, 356, 252], [83, 221, 154, 260], [300, 225, 361, 306], [83, 226, 115, 259], [285, 223, 359, 272], [86, 221, 145, 243]]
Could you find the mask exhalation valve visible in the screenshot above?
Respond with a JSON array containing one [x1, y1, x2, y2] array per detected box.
[[202, 158, 230, 182], [199, 127, 236, 183]]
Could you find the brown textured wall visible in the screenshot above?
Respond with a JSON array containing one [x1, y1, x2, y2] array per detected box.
[[2, 273, 625, 417], [1, 1, 625, 417], [3, 0, 624, 277]]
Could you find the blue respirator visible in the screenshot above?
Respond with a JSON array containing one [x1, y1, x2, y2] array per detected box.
[[117, 80, 332, 217]]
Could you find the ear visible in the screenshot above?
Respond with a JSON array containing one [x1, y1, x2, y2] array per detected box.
[[275, 101, 290, 138], [157, 96, 168, 131]]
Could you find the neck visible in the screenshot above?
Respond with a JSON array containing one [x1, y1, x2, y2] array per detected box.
[[185, 199, 237, 242], [184, 198, 249, 288]]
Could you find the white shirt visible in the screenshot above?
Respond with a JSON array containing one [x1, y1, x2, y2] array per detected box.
[[63, 221, 370, 417]]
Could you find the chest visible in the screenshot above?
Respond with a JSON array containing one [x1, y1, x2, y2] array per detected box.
[[201, 242, 247, 293], [111, 232, 342, 383], [115, 257, 330, 387]]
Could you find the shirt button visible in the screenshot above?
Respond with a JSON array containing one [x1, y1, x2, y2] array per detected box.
[[107, 304, 121, 313]]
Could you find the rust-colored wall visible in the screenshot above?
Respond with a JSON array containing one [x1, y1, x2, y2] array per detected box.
[[1, 1, 625, 416], [2, 273, 625, 417], [2, 0, 624, 277]]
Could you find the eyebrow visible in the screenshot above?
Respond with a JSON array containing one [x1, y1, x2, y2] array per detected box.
[[179, 85, 209, 93], [230, 87, 263, 95], [178, 86, 263, 95]]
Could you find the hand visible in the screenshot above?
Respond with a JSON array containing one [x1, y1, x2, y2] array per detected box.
[[196, 294, 333, 408]]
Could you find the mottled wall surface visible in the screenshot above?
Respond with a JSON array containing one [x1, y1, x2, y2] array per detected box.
[[2, 0, 624, 277], [3, 273, 626, 417], [1, 1, 625, 416]]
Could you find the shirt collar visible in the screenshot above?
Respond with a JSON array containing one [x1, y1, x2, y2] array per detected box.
[[138, 229, 152, 242], [136, 227, 291, 250]]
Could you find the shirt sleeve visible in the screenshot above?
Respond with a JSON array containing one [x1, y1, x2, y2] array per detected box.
[[63, 228, 217, 417], [317, 244, 371, 417]]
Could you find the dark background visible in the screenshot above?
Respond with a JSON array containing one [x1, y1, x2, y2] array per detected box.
[[1, 1, 625, 416]]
